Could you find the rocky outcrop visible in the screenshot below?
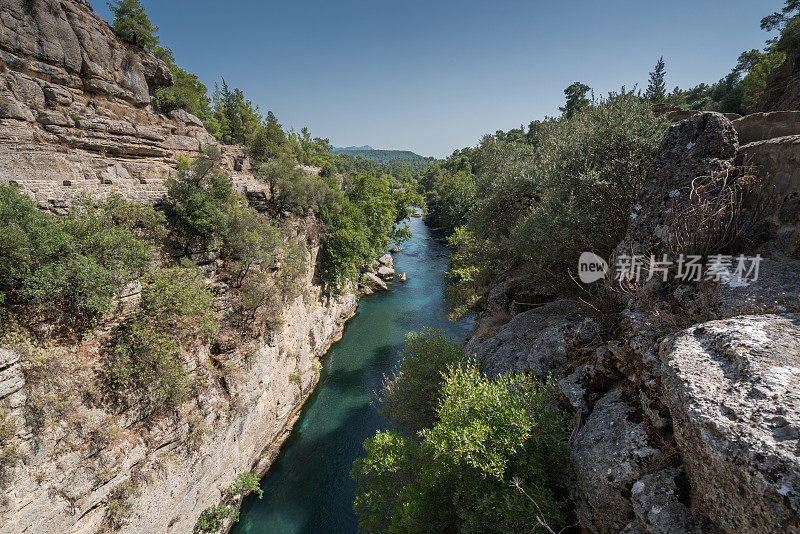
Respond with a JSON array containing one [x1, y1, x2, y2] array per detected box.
[[0, 0, 262, 211], [758, 52, 800, 112], [659, 314, 800, 534], [470, 111, 800, 533]]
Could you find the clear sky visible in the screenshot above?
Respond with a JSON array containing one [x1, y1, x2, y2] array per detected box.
[[90, 0, 781, 158]]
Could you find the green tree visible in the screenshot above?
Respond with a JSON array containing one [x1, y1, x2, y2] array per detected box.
[[559, 82, 591, 118], [646, 56, 667, 102], [107, 0, 159, 51], [352, 359, 571, 534]]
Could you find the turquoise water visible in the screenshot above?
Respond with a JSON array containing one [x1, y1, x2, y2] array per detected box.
[[233, 216, 473, 534]]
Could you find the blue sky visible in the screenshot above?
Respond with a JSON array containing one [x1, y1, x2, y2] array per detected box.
[[91, 0, 781, 158]]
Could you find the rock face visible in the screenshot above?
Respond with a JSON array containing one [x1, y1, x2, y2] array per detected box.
[[464, 300, 598, 379], [758, 52, 800, 112], [659, 314, 800, 534], [569, 389, 660, 533], [0, 220, 358, 534], [616, 112, 738, 258], [0, 0, 261, 211]]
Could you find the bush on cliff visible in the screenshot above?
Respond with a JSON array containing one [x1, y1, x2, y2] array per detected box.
[[105, 267, 218, 408], [0, 186, 165, 330], [352, 358, 571, 533], [377, 328, 464, 434]]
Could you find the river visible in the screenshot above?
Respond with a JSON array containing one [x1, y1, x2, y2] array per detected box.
[[233, 215, 474, 534]]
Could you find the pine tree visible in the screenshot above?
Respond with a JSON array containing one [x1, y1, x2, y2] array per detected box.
[[646, 57, 667, 102]]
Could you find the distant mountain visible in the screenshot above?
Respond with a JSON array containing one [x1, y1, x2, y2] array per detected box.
[[331, 146, 432, 163], [333, 145, 375, 151]]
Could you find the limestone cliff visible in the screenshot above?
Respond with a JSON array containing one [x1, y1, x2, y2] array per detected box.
[[0, 2, 358, 532], [0, 0, 259, 211], [465, 112, 800, 533]]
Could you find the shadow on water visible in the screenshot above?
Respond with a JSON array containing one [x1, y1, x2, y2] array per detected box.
[[233, 216, 474, 534]]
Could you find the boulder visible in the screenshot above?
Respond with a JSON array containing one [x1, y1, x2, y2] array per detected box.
[[615, 112, 738, 258], [362, 272, 388, 291], [463, 300, 597, 378], [569, 388, 660, 533], [658, 314, 800, 533], [377, 253, 393, 266], [390, 246, 403, 253], [37, 110, 74, 127], [629, 468, 717, 534], [42, 84, 74, 106], [398, 272, 407, 282], [377, 266, 395, 280], [169, 109, 204, 127]]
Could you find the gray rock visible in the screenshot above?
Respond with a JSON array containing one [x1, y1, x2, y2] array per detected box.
[[710, 257, 800, 317], [0, 364, 25, 398], [464, 300, 594, 379], [659, 314, 800, 533], [362, 272, 388, 291], [0, 91, 35, 121], [42, 84, 74, 106], [377, 265, 395, 280], [569, 388, 660, 533], [6, 71, 45, 109], [169, 109, 204, 127], [37, 110, 74, 127], [630, 468, 717, 533], [377, 253, 393, 266], [615, 112, 738, 259], [0, 348, 20, 369]]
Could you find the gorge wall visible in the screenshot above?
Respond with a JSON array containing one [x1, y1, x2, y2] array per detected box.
[[0, 1, 357, 532], [0, 0, 260, 210], [465, 111, 800, 533]]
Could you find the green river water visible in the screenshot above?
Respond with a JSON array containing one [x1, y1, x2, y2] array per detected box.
[[233, 215, 474, 534]]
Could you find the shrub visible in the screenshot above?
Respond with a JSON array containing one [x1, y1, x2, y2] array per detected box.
[[196, 503, 237, 533], [0, 407, 20, 470], [106, 268, 218, 408], [227, 472, 263, 499], [352, 361, 571, 533], [445, 92, 669, 315], [0, 187, 165, 329], [165, 147, 240, 248], [378, 329, 464, 434], [107, 0, 160, 51]]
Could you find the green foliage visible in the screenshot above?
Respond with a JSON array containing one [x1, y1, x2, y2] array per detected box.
[[106, 267, 218, 408], [227, 472, 264, 499], [330, 148, 433, 164], [249, 112, 289, 164], [646, 56, 667, 102], [559, 82, 591, 118], [352, 360, 571, 534], [165, 147, 240, 248], [378, 329, 464, 434], [107, 0, 159, 51], [274, 168, 344, 216], [320, 174, 423, 288], [425, 170, 476, 235], [210, 79, 263, 146], [196, 503, 237, 533], [0, 186, 165, 329], [741, 49, 788, 111], [153, 53, 212, 120], [444, 91, 668, 316]]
